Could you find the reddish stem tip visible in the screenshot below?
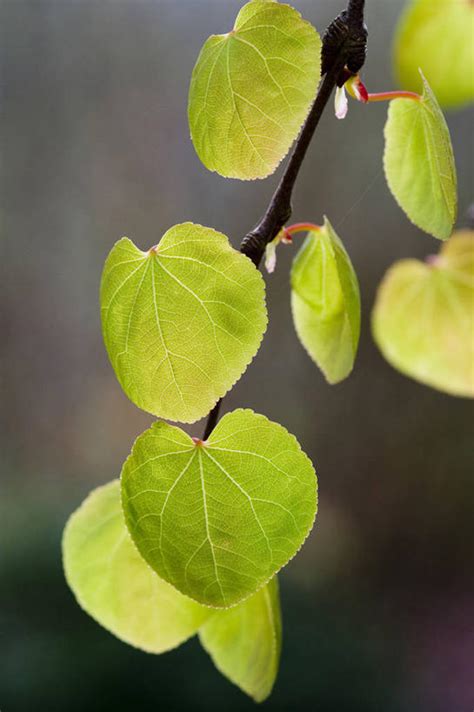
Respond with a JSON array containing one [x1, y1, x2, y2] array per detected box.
[[285, 222, 321, 236]]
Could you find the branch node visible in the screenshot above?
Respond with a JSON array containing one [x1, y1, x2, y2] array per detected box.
[[322, 6, 368, 85], [241, 202, 292, 265]]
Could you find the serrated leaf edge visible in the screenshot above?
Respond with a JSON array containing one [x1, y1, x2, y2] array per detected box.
[[188, 2, 322, 181], [101, 223, 269, 424], [120, 408, 318, 610]]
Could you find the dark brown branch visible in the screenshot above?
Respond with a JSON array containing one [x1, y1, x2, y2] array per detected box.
[[347, 0, 366, 25], [202, 1, 367, 438], [202, 399, 221, 440], [241, 1, 367, 267]]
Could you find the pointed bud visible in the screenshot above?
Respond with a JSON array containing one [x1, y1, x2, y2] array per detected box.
[[335, 85, 348, 119], [265, 241, 277, 274], [280, 228, 293, 245], [346, 74, 369, 103]]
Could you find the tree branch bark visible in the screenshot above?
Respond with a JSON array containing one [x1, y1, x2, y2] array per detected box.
[[203, 0, 367, 439]]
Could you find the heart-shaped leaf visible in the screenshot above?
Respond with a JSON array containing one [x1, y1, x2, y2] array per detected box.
[[384, 71, 457, 240], [291, 218, 361, 384], [101, 223, 267, 423], [62, 480, 210, 653], [121, 409, 317, 608], [394, 0, 474, 110], [372, 230, 474, 397], [200, 576, 281, 702], [188, 0, 321, 180]]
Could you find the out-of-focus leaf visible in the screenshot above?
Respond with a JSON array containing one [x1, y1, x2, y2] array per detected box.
[[372, 230, 474, 397], [394, 0, 474, 110], [200, 577, 282, 702], [63, 480, 210, 653]]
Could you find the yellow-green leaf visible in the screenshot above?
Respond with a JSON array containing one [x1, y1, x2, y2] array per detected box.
[[121, 409, 317, 608], [101, 223, 267, 423], [188, 0, 321, 180], [394, 0, 474, 110], [372, 230, 474, 397], [384, 71, 457, 240], [291, 218, 361, 384], [62, 480, 210, 653], [200, 577, 282, 702]]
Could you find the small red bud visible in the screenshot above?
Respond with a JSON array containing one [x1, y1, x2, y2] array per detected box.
[[357, 79, 369, 103]]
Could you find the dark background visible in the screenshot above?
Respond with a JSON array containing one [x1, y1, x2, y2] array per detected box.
[[1, 1, 473, 710]]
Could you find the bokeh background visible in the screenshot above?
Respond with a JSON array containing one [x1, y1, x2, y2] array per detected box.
[[2, 1, 473, 710]]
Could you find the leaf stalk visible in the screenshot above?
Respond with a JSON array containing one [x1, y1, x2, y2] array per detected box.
[[366, 90, 421, 103]]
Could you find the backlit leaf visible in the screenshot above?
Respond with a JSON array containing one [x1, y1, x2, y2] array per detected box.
[[121, 409, 317, 608], [372, 230, 474, 397], [384, 71, 457, 240], [200, 576, 282, 702], [291, 218, 361, 384], [62, 480, 210, 653], [188, 0, 321, 180], [101, 223, 267, 423], [394, 0, 474, 110]]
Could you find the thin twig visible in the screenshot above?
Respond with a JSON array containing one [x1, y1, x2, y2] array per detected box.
[[203, 0, 367, 438], [202, 399, 222, 440], [239, 60, 347, 267]]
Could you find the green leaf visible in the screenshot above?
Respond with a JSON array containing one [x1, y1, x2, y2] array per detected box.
[[200, 576, 282, 702], [383, 71, 457, 240], [121, 409, 317, 608], [394, 0, 474, 110], [101, 223, 267, 423], [188, 0, 321, 180], [372, 230, 474, 398], [62, 480, 210, 653], [290, 218, 361, 384]]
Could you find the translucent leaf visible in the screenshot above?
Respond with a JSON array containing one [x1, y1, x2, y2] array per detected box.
[[384, 71, 457, 240], [62, 480, 210, 653], [200, 576, 281, 702], [394, 0, 474, 110], [372, 230, 474, 398], [291, 218, 361, 384], [101, 223, 267, 423], [188, 0, 321, 180], [121, 409, 317, 608]]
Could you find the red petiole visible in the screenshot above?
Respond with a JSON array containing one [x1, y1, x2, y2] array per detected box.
[[282, 222, 321, 241], [346, 75, 421, 105], [365, 90, 421, 103]]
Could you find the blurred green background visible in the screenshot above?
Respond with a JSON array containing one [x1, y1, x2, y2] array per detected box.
[[2, 1, 473, 710]]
